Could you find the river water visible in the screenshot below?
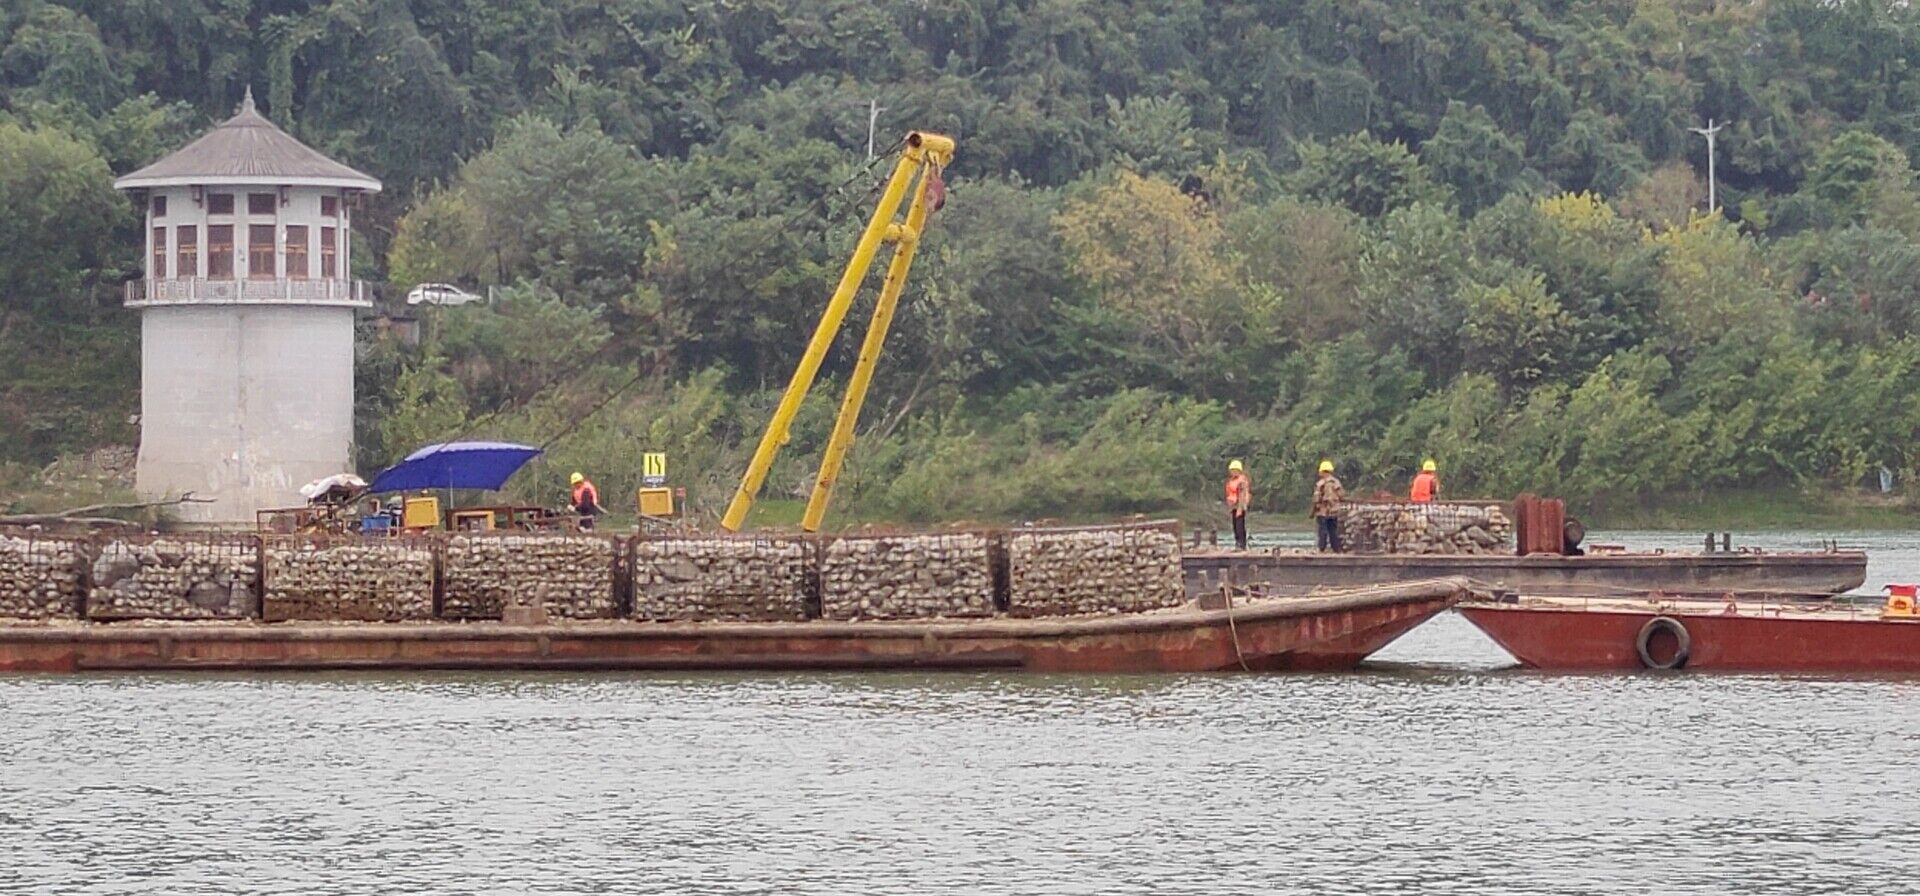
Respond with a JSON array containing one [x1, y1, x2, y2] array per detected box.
[[2, 529, 1917, 895]]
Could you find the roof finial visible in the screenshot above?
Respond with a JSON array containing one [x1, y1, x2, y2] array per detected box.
[[239, 85, 255, 115]]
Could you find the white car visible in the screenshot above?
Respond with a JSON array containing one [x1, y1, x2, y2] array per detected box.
[[405, 283, 484, 306]]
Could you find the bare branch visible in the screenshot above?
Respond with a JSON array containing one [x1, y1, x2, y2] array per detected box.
[[0, 493, 211, 527]]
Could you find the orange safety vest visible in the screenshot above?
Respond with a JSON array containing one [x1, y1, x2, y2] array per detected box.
[[571, 480, 599, 512], [1224, 472, 1250, 510], [1409, 471, 1437, 503]]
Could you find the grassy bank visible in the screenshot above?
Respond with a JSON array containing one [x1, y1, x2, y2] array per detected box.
[[9, 462, 1916, 533]]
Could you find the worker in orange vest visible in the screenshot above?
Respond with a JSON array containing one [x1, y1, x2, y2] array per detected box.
[[1311, 460, 1345, 553], [1224, 460, 1252, 550], [569, 472, 607, 530], [1410, 459, 1440, 503]]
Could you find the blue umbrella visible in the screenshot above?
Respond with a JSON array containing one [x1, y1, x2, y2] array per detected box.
[[369, 441, 544, 494]]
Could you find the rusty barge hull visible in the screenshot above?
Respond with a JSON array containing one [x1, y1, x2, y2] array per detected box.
[[1182, 551, 1866, 598], [1459, 601, 1920, 673], [0, 580, 1469, 675]]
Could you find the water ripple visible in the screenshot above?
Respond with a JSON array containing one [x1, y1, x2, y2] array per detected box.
[[1, 656, 1913, 896]]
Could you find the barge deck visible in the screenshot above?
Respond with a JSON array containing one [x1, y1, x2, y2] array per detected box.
[[1181, 549, 1866, 598]]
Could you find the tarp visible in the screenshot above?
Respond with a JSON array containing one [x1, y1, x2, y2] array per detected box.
[[299, 473, 368, 501], [369, 441, 542, 494]]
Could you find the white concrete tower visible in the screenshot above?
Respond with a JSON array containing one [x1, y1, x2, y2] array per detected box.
[[114, 88, 381, 523]]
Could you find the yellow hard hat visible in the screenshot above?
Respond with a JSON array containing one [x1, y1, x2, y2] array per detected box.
[[569, 472, 585, 485], [1228, 459, 1244, 472], [1318, 460, 1334, 474], [1422, 459, 1437, 472]]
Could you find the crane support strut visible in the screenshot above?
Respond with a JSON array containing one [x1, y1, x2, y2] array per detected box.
[[720, 131, 955, 532]]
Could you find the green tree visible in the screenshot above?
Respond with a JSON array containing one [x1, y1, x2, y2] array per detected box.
[[388, 115, 667, 304], [0, 120, 124, 318], [0, 4, 127, 113], [1054, 170, 1245, 392], [1801, 130, 1912, 226], [1106, 94, 1218, 178], [1460, 269, 1573, 392], [374, 351, 471, 464], [1230, 196, 1367, 347], [1353, 202, 1478, 382], [1290, 132, 1452, 218], [1649, 214, 1791, 351], [1422, 101, 1530, 214]]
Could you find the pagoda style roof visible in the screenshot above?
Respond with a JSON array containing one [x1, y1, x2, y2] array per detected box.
[[114, 88, 381, 192]]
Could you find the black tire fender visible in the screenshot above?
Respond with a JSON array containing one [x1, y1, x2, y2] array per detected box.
[[1636, 616, 1691, 670]]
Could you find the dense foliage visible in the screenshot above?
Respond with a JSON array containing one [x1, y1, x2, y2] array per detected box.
[[8, 0, 1920, 520]]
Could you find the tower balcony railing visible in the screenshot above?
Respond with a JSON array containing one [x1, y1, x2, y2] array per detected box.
[[125, 277, 372, 309]]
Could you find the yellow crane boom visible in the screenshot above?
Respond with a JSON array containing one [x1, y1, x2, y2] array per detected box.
[[720, 131, 955, 532]]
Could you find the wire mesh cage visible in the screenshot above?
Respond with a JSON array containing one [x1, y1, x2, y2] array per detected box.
[[1338, 501, 1514, 555], [261, 534, 438, 622], [0, 528, 93, 621], [86, 533, 262, 620], [1005, 520, 1186, 617], [629, 533, 816, 622], [818, 530, 997, 620], [440, 532, 621, 620]]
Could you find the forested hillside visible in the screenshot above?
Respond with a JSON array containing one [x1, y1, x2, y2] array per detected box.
[[6, 0, 1920, 521]]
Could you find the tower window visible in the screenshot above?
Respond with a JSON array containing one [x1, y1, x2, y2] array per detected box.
[[207, 225, 234, 279], [284, 225, 309, 280], [208, 193, 235, 215], [321, 195, 339, 217], [151, 196, 167, 218], [248, 225, 276, 279], [152, 227, 167, 278], [320, 227, 337, 278], [248, 193, 276, 215], [176, 225, 198, 277]]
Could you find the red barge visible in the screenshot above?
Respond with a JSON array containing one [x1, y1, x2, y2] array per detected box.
[[1459, 594, 1920, 673], [0, 579, 1472, 675]]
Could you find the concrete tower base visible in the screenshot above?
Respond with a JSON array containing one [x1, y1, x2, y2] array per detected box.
[[136, 305, 355, 524]]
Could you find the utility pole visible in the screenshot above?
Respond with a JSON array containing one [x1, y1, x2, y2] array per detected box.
[[866, 99, 886, 161], [1688, 118, 1725, 214]]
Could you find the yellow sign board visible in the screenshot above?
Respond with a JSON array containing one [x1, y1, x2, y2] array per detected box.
[[638, 487, 675, 517], [643, 452, 668, 480]]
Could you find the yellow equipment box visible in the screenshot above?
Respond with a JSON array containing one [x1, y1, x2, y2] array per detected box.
[[402, 495, 441, 529], [637, 487, 675, 517]]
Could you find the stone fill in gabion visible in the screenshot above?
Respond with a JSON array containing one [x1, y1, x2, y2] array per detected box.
[[442, 534, 618, 619], [821, 533, 993, 620], [1340, 502, 1513, 555], [1008, 524, 1186, 617], [632, 536, 811, 621], [263, 540, 436, 622], [0, 533, 88, 620], [88, 536, 259, 620]]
